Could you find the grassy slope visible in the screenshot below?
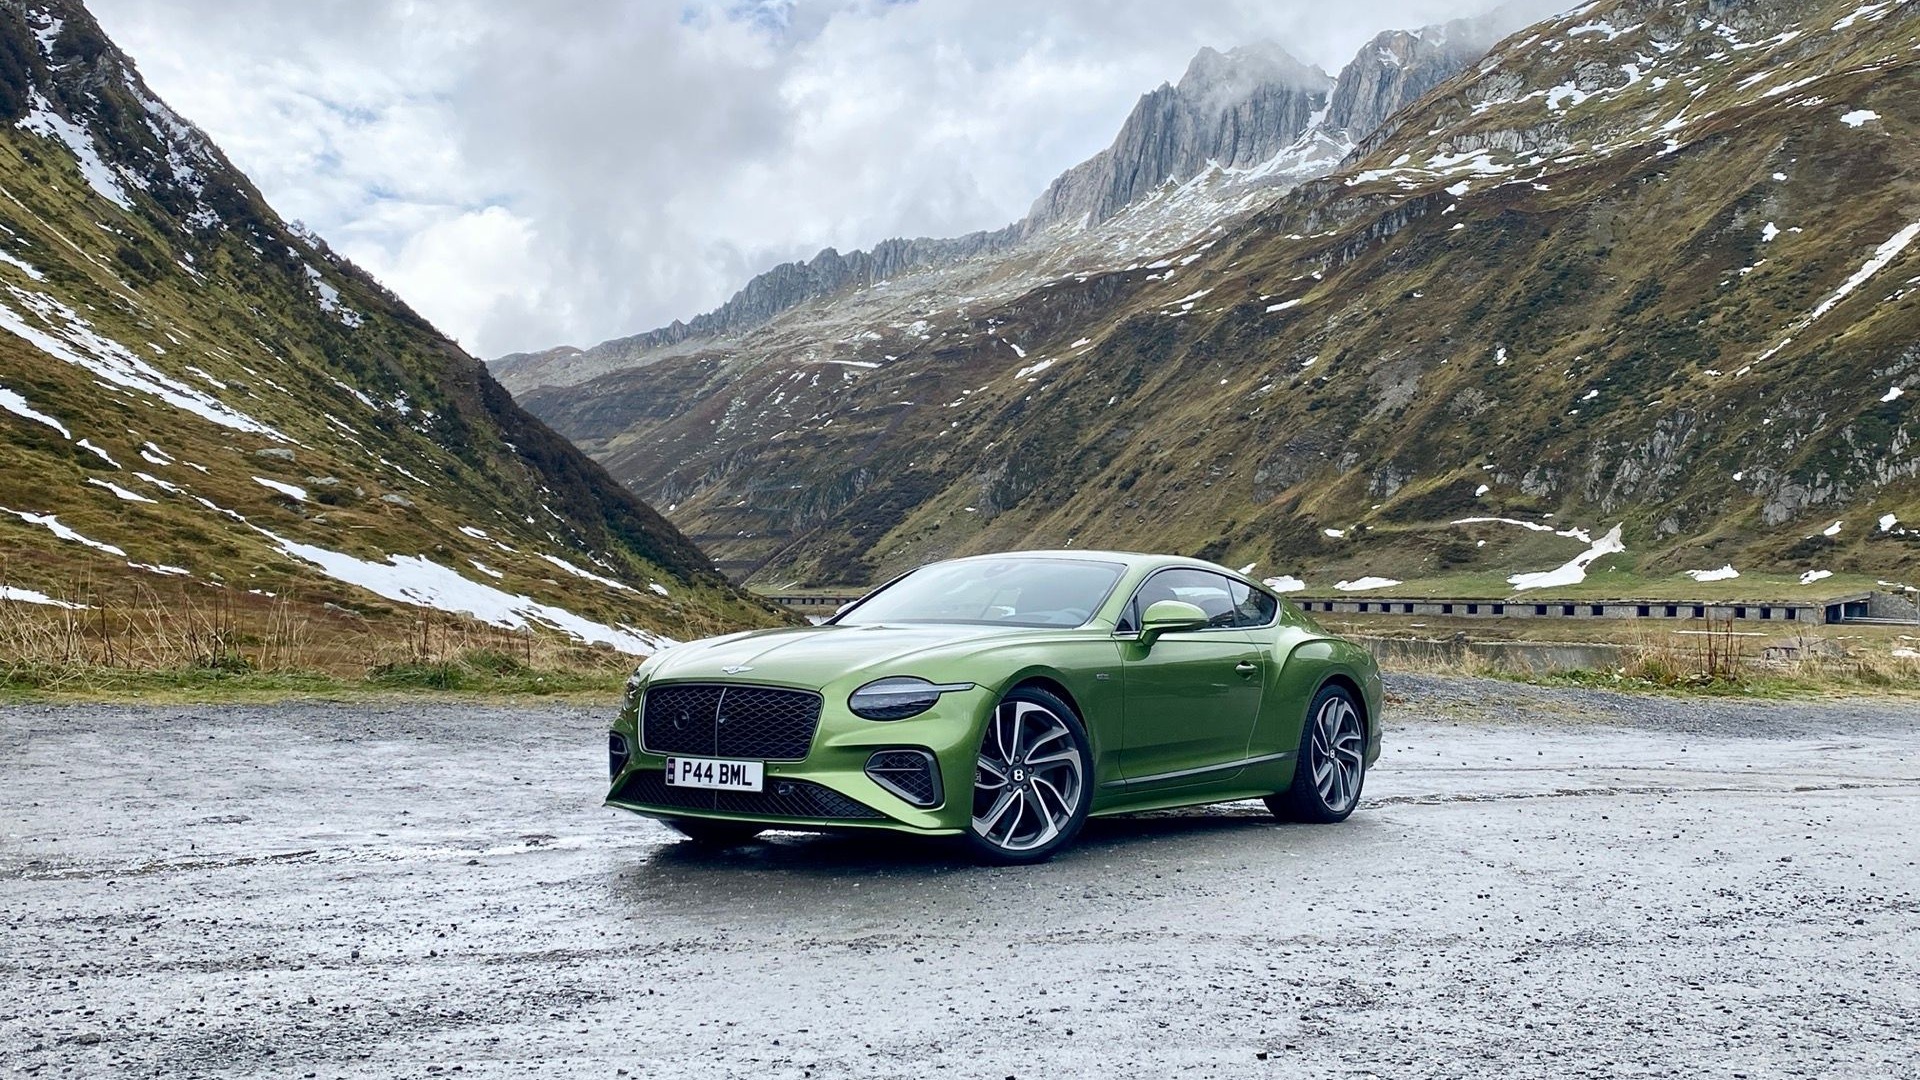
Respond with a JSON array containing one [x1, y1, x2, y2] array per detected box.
[[0, 0, 786, 655], [525, 0, 1920, 595]]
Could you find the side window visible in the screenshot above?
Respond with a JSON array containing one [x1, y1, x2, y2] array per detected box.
[[1121, 569, 1241, 631], [1226, 579, 1279, 628]]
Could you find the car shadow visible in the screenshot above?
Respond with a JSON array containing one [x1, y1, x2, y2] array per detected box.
[[617, 802, 1294, 881]]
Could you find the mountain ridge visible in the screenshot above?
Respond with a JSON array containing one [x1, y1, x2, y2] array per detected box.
[[491, 11, 1524, 395]]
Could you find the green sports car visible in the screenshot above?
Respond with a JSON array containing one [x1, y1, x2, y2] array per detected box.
[[605, 551, 1383, 863]]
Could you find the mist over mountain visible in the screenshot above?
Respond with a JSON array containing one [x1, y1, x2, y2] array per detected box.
[[491, 10, 1522, 395]]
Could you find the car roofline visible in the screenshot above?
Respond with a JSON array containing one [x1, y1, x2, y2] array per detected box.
[[921, 550, 1271, 588]]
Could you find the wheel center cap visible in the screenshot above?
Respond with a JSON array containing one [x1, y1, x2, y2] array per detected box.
[[1012, 767, 1027, 783]]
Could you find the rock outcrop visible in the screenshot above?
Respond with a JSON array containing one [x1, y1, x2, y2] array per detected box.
[[1023, 44, 1333, 231]]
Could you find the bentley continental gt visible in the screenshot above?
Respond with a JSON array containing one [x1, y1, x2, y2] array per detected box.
[[606, 551, 1382, 863]]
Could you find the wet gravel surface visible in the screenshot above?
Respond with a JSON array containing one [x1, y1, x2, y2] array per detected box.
[[2, 676, 1917, 1078]]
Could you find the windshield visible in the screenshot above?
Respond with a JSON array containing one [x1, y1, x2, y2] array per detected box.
[[834, 557, 1126, 628]]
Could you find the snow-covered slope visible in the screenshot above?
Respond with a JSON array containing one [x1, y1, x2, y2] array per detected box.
[[0, 0, 783, 650]]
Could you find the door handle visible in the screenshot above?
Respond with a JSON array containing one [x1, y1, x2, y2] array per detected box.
[[1235, 661, 1258, 676]]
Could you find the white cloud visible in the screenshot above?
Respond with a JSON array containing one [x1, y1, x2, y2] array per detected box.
[[91, 0, 1557, 357]]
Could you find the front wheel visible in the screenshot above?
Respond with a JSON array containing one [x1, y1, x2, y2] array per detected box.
[[962, 686, 1092, 865], [1267, 684, 1367, 824]]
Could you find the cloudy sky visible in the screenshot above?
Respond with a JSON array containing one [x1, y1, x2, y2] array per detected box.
[[90, 0, 1560, 358]]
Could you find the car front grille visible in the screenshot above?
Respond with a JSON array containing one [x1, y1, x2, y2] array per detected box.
[[641, 683, 823, 761], [864, 749, 942, 808], [612, 770, 884, 820]]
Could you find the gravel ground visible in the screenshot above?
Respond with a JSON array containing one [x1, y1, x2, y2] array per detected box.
[[2, 676, 1916, 1078]]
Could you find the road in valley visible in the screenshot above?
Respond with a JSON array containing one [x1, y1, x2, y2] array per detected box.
[[3, 676, 1916, 1078]]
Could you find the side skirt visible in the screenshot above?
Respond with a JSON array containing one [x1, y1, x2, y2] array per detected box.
[[1090, 751, 1298, 816], [1098, 750, 1296, 790]]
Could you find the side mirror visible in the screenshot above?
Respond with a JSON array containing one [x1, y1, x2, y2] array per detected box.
[[1138, 599, 1210, 644]]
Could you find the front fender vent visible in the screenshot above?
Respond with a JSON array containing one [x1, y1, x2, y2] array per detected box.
[[608, 732, 631, 780]]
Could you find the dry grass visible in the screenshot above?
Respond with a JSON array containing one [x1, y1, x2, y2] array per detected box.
[[1371, 619, 1920, 696], [0, 581, 636, 698]]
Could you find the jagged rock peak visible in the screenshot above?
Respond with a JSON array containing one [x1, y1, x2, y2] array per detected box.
[[1328, 16, 1515, 145], [1023, 42, 1334, 231], [1178, 42, 1331, 104]]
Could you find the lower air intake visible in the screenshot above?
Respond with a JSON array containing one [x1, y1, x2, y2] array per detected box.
[[865, 749, 942, 808]]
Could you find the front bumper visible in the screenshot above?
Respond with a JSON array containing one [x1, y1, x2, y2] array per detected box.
[[604, 682, 991, 834]]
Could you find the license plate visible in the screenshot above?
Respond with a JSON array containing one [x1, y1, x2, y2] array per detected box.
[[664, 756, 764, 792]]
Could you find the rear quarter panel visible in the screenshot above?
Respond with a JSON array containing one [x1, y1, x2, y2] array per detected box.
[[1251, 619, 1385, 765]]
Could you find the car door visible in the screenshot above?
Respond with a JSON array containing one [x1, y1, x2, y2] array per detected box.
[[1116, 568, 1267, 787]]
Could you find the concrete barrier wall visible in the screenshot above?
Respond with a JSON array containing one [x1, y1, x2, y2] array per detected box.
[[1294, 598, 1830, 623], [1356, 636, 1626, 673]]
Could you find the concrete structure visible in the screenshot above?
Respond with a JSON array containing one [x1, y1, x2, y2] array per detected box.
[[762, 589, 1916, 626], [1289, 592, 1880, 625], [767, 594, 864, 612]]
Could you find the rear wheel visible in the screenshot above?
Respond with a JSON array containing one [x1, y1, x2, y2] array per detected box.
[[664, 818, 765, 846], [963, 686, 1092, 865], [1267, 683, 1366, 824]]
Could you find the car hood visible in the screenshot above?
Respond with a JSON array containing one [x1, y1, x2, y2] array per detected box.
[[645, 622, 1043, 688]]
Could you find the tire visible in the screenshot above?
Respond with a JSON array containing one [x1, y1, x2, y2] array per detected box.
[[1267, 682, 1367, 824], [664, 818, 765, 846], [962, 685, 1093, 865]]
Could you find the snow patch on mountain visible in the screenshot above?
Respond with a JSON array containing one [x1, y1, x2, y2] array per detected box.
[[1, 506, 127, 557], [1335, 576, 1402, 591], [14, 91, 134, 209], [264, 532, 670, 654], [0, 247, 46, 281], [300, 261, 365, 328], [0, 285, 280, 436], [253, 477, 308, 501], [0, 584, 86, 609], [87, 478, 155, 504], [0, 385, 70, 438], [1507, 524, 1625, 591], [539, 553, 635, 593]]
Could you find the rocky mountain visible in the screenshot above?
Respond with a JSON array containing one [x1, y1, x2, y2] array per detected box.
[[492, 11, 1523, 397], [515, 0, 1919, 594], [1021, 43, 1333, 232], [0, 0, 783, 655]]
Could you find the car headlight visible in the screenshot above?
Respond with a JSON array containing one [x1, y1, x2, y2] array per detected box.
[[848, 677, 974, 721], [623, 667, 651, 712]]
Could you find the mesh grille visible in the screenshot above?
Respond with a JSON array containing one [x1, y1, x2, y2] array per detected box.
[[641, 684, 822, 761], [865, 750, 941, 808], [613, 770, 883, 820]]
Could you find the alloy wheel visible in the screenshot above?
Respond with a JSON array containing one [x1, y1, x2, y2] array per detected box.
[[1309, 694, 1365, 814], [971, 699, 1085, 854]]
